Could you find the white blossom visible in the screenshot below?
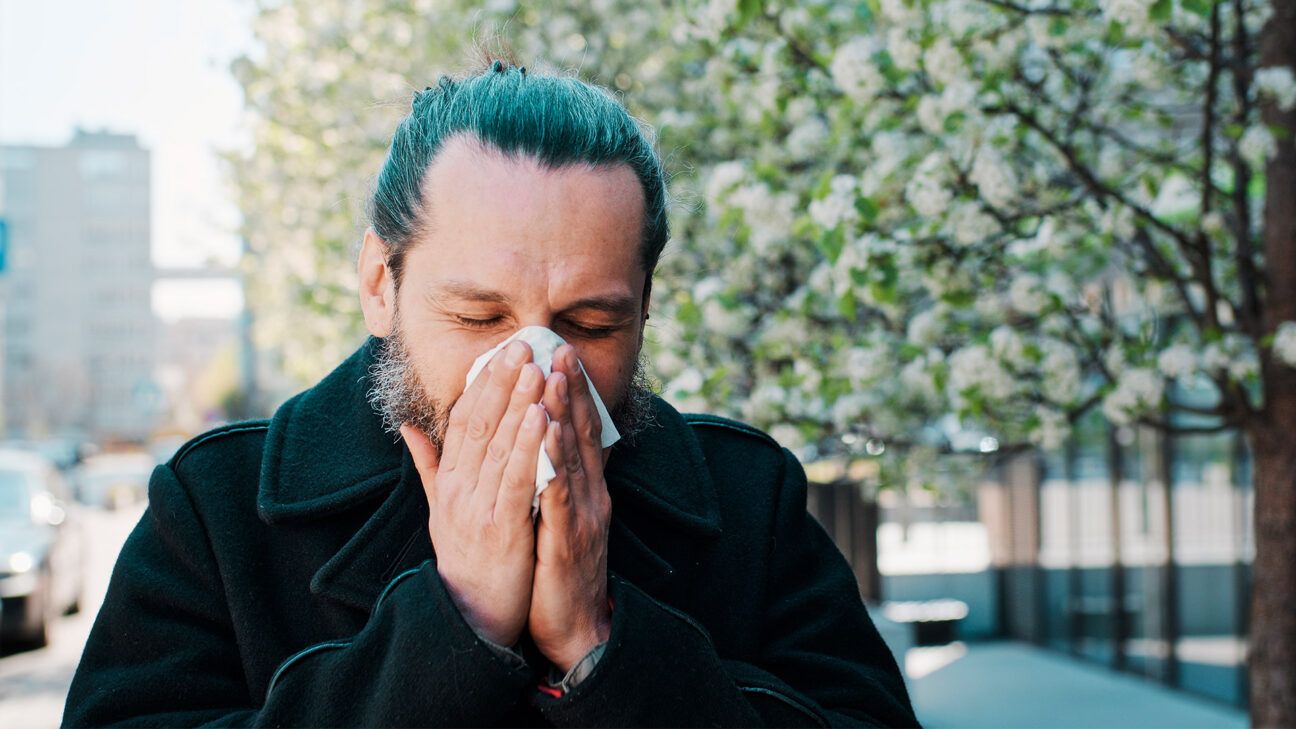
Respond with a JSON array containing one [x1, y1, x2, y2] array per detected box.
[[769, 423, 805, 448], [1202, 342, 1230, 374], [990, 326, 1027, 368], [923, 37, 966, 87], [702, 299, 751, 338], [1100, 0, 1154, 34], [1041, 340, 1081, 403], [916, 95, 946, 135], [1239, 125, 1277, 168], [907, 308, 943, 346], [1157, 344, 1198, 379], [1273, 322, 1296, 367], [1008, 274, 1048, 315], [786, 116, 829, 160], [705, 161, 746, 211], [1201, 211, 1226, 236], [948, 345, 1016, 402], [809, 175, 861, 230], [905, 153, 953, 217], [830, 37, 884, 102], [946, 202, 999, 246], [831, 393, 871, 431], [1102, 367, 1164, 426], [844, 345, 888, 383], [879, 0, 919, 25], [666, 367, 706, 399], [886, 28, 921, 71], [970, 146, 1018, 210], [901, 355, 940, 402], [743, 382, 787, 423], [730, 183, 796, 252], [1255, 66, 1296, 111], [1030, 407, 1071, 450]]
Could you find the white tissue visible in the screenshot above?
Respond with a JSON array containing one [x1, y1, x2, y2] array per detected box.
[[464, 326, 620, 515]]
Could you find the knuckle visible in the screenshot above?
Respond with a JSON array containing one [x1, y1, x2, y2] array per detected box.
[[580, 419, 601, 442], [466, 414, 492, 439], [566, 451, 583, 473], [486, 438, 511, 464]]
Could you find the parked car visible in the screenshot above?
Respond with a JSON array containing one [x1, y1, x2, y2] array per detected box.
[[73, 452, 154, 509], [0, 449, 84, 649]]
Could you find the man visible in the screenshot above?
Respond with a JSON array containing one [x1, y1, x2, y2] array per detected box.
[[64, 58, 918, 727]]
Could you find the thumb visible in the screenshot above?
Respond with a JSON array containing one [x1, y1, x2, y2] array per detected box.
[[400, 424, 440, 485]]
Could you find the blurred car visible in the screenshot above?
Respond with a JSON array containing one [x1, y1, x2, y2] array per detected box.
[[73, 452, 155, 509], [0, 449, 84, 649]]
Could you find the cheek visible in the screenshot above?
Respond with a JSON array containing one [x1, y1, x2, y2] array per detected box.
[[399, 323, 479, 402], [575, 342, 635, 401]]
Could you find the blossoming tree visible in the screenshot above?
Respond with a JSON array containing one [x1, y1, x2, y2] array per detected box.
[[230, 0, 1294, 721]]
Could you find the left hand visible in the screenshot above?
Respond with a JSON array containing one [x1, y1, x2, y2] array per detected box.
[[529, 344, 614, 673]]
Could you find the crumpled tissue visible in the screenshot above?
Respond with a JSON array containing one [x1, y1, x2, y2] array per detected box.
[[464, 326, 620, 515]]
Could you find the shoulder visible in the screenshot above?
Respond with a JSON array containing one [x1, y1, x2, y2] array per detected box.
[[167, 419, 271, 490], [680, 412, 792, 487], [682, 412, 782, 450]]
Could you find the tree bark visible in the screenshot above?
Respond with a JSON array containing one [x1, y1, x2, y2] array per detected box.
[[1251, 0, 1296, 724], [1246, 427, 1296, 727]]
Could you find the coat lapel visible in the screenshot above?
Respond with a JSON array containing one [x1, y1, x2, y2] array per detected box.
[[257, 336, 723, 614]]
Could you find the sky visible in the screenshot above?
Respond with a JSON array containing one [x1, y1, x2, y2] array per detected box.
[[0, 0, 254, 320]]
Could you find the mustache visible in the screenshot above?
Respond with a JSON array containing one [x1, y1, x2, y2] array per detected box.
[[366, 327, 659, 452]]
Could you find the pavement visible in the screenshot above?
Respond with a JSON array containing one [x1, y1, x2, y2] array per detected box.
[[907, 641, 1249, 728], [0, 503, 143, 729]]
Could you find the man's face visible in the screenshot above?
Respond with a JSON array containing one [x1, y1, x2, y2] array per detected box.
[[365, 135, 655, 452]]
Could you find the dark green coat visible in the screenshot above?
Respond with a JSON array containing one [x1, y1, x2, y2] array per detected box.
[[64, 338, 917, 728]]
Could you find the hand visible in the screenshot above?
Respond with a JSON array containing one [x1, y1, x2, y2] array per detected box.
[[401, 340, 547, 647], [529, 344, 614, 673]]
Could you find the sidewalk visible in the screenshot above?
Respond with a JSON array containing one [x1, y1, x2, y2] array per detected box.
[[907, 642, 1248, 728]]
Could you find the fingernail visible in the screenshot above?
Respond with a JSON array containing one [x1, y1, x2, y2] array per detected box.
[[516, 364, 535, 391], [527, 403, 544, 427], [506, 341, 528, 365], [558, 375, 569, 404]]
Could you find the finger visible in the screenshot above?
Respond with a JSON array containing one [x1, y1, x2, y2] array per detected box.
[[496, 402, 548, 525], [400, 424, 440, 497], [540, 370, 569, 427], [544, 369, 590, 507], [441, 350, 495, 472], [538, 419, 574, 536], [455, 340, 532, 489], [555, 346, 604, 486], [474, 362, 545, 511]]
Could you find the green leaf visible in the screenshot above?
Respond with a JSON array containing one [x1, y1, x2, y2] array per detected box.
[[1181, 0, 1212, 17], [737, 0, 763, 27], [838, 289, 858, 321], [819, 227, 846, 264]]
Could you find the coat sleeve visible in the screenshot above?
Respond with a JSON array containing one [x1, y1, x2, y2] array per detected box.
[[62, 462, 534, 728], [529, 447, 920, 728]]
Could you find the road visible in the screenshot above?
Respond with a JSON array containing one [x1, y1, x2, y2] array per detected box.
[[0, 504, 144, 728]]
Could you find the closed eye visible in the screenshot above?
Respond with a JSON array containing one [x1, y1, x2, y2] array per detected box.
[[456, 316, 503, 329]]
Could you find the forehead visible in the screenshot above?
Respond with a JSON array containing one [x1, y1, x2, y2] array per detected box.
[[417, 131, 645, 265]]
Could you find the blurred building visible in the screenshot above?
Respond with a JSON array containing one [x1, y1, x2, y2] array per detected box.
[[0, 130, 157, 442]]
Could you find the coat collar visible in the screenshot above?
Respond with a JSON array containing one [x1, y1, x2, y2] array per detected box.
[[257, 336, 722, 612]]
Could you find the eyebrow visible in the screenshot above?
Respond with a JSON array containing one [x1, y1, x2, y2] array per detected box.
[[427, 279, 640, 317]]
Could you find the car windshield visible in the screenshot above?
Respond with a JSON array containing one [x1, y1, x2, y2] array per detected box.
[[0, 469, 33, 517]]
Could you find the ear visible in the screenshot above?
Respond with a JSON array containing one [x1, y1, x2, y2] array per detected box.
[[358, 228, 397, 338]]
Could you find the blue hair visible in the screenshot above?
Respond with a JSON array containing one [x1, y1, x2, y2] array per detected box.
[[368, 59, 669, 286]]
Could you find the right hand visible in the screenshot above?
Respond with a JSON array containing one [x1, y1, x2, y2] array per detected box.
[[400, 339, 547, 647]]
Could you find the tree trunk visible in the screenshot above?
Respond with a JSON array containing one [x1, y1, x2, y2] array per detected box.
[[1245, 428, 1296, 727], [1252, 0, 1296, 722], [1254, 0, 1296, 716]]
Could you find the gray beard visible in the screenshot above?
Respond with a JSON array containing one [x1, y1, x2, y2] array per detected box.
[[366, 318, 658, 453]]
